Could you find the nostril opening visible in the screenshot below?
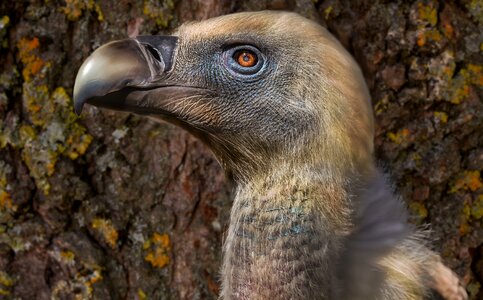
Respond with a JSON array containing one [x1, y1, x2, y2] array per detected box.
[[144, 44, 162, 62]]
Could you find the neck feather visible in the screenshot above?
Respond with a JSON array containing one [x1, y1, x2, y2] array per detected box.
[[220, 166, 352, 299]]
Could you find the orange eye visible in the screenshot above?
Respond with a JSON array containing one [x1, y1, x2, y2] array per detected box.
[[234, 50, 258, 68]]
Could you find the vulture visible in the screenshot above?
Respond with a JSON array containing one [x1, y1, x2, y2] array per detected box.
[[73, 11, 467, 300]]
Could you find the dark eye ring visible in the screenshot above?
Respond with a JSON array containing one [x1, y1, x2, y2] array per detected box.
[[223, 45, 264, 76]]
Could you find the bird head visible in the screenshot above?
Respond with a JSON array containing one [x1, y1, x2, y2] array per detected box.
[[74, 11, 375, 180]]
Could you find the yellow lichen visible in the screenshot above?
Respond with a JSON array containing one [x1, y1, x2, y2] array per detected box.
[[0, 16, 9, 48], [450, 171, 483, 193], [466, 64, 483, 86], [91, 218, 118, 249], [0, 271, 13, 295], [471, 195, 483, 219], [447, 64, 482, 104], [144, 233, 170, 268], [417, 2, 438, 26], [0, 272, 13, 287], [24, 84, 50, 126], [465, 0, 483, 25], [324, 6, 333, 20], [60, 250, 76, 262], [143, 0, 174, 28], [73, 267, 103, 297], [387, 128, 410, 144], [60, 0, 104, 22], [138, 289, 147, 300], [0, 16, 9, 28], [409, 202, 428, 219], [16, 84, 93, 195], [433, 111, 448, 123]]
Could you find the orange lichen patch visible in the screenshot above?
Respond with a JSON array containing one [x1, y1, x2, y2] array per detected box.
[[387, 128, 410, 144], [88, 269, 102, 284], [447, 64, 482, 104], [416, 28, 442, 47], [143, 233, 171, 268], [91, 218, 118, 249], [449, 171, 483, 193], [17, 37, 45, 82], [441, 21, 454, 38], [433, 111, 448, 123], [60, 0, 104, 22], [0, 191, 15, 211], [459, 220, 471, 236], [417, 2, 438, 26], [466, 64, 483, 86], [65, 131, 93, 160], [77, 268, 103, 296]]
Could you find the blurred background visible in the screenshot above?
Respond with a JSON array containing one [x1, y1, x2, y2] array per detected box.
[[0, 0, 481, 299]]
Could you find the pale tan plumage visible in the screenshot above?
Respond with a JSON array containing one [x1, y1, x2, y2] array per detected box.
[[73, 11, 467, 300]]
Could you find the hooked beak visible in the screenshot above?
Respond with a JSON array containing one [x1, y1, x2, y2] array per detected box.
[[73, 35, 207, 117]]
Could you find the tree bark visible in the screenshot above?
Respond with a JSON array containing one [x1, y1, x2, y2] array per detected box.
[[0, 0, 481, 299]]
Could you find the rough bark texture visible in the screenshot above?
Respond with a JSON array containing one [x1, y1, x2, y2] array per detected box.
[[0, 0, 481, 299]]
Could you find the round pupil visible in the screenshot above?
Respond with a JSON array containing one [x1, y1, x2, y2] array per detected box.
[[235, 50, 257, 67]]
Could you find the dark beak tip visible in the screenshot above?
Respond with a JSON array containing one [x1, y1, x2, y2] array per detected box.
[[73, 91, 86, 115], [74, 102, 83, 115]]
